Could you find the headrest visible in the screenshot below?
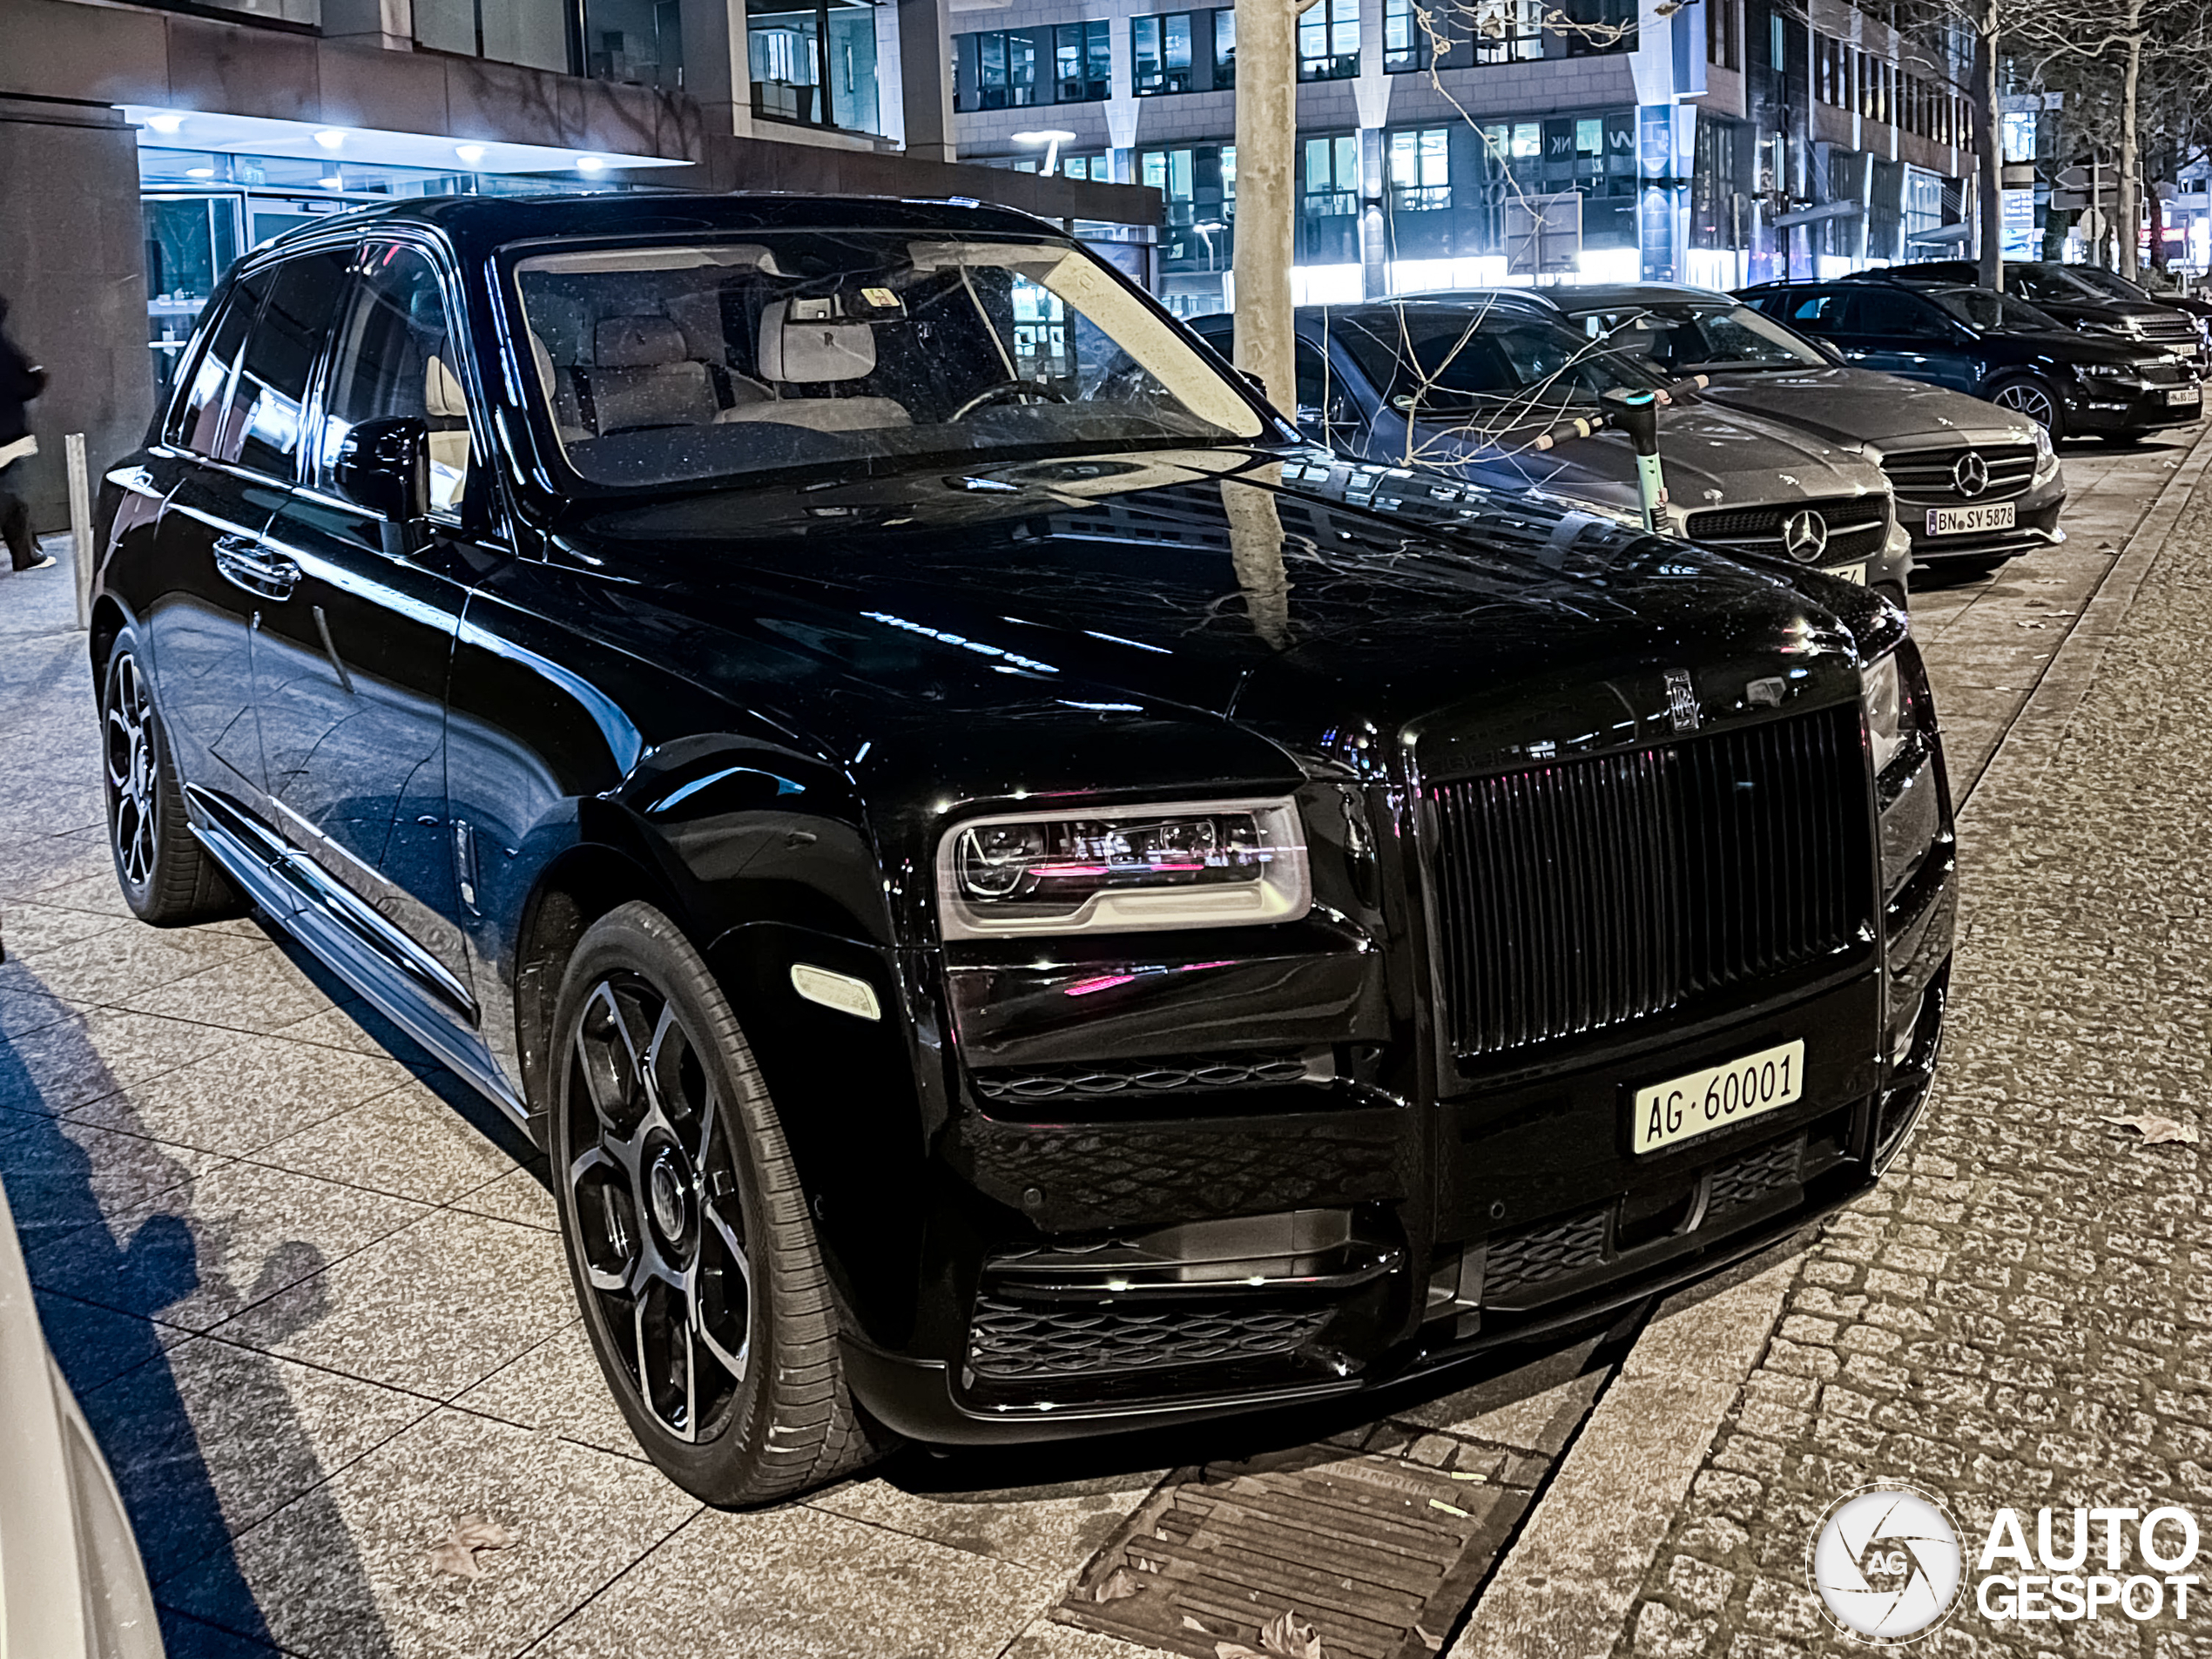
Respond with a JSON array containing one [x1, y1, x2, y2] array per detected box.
[[757, 300, 877, 383], [596, 315, 688, 368], [424, 354, 469, 419], [527, 331, 557, 397]]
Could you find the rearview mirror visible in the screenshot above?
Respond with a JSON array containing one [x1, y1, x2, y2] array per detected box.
[[334, 416, 429, 523]]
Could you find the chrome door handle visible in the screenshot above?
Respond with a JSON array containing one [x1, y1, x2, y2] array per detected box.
[[212, 535, 300, 601]]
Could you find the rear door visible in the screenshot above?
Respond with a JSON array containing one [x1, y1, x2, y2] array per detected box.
[[141, 268, 290, 817], [253, 239, 487, 1008], [1839, 289, 1975, 392]]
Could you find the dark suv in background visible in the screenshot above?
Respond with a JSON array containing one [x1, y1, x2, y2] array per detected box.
[[92, 192, 1955, 1507], [1878, 260, 2205, 364], [1740, 275, 2202, 442]]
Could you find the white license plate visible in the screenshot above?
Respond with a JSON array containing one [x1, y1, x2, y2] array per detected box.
[[1632, 1039, 1806, 1155], [1926, 502, 2015, 536], [2166, 388, 2200, 407], [1824, 562, 1867, 584]]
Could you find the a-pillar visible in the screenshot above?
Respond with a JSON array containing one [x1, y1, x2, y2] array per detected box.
[[0, 96, 152, 536]]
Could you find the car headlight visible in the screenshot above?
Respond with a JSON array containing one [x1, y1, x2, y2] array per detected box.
[[1862, 652, 1916, 776], [937, 797, 1312, 939], [2031, 421, 2058, 477], [2079, 361, 2133, 379]]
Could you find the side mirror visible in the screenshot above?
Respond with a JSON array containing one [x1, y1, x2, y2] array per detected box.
[[334, 416, 429, 523], [1814, 338, 1848, 364]]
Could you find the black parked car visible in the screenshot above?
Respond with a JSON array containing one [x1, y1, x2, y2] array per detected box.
[[1740, 274, 2202, 442], [1875, 260, 2205, 363], [92, 194, 1956, 1505]]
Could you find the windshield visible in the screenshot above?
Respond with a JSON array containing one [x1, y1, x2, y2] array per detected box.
[[2055, 264, 2150, 303], [1331, 307, 1662, 421], [1568, 300, 1827, 373], [1932, 287, 2067, 334], [510, 233, 1265, 488]]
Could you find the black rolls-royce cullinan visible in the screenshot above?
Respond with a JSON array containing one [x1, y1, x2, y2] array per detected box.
[[91, 194, 1955, 1505]]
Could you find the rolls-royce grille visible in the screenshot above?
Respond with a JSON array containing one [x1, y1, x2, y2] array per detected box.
[[1425, 704, 1871, 1058], [1684, 496, 1887, 563], [1879, 443, 2038, 503]]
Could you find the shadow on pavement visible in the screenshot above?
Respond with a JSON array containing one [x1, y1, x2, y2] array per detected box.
[[0, 961, 398, 1659]]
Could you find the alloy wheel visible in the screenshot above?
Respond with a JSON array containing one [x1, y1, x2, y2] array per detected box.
[[1992, 381, 2058, 432], [564, 972, 752, 1442], [105, 651, 158, 890]]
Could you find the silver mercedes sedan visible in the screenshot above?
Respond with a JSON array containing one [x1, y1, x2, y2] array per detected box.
[[1192, 299, 1915, 607], [1535, 283, 2068, 579]]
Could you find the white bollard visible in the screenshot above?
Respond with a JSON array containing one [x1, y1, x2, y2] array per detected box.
[[65, 432, 91, 631]]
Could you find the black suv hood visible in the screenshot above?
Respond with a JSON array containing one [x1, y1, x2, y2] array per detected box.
[[555, 448, 1888, 780]]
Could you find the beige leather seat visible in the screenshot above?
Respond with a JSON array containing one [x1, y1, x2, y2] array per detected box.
[[719, 300, 910, 433], [590, 316, 717, 434], [422, 353, 472, 511]]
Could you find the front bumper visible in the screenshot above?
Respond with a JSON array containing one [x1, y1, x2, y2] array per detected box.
[[843, 847, 1955, 1446], [1902, 471, 2067, 563], [2064, 378, 2203, 434]]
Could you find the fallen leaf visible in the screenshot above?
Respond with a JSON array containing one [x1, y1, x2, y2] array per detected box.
[[1184, 1615, 1216, 1633], [1450, 1470, 1488, 1483], [1260, 1609, 1325, 1658], [1428, 1498, 1471, 1518], [427, 1514, 516, 1579], [426, 1539, 483, 1579], [452, 1514, 514, 1550], [1092, 1568, 1143, 1603], [2105, 1114, 2201, 1145], [1414, 1624, 1446, 1652]]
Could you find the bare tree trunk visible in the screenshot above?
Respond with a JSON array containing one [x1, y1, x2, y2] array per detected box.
[[2120, 30, 2142, 279], [1232, 0, 1300, 415], [2150, 173, 2168, 272], [1974, 3, 2004, 289]]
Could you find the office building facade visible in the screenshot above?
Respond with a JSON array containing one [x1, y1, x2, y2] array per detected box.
[[948, 0, 1978, 314]]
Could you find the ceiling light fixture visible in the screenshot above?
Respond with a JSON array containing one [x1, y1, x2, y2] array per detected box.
[[144, 111, 187, 134], [314, 129, 347, 150], [185, 165, 214, 178], [576, 155, 606, 172], [455, 144, 486, 165]]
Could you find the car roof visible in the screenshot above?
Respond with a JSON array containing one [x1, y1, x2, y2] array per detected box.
[[247, 191, 1071, 266], [1534, 283, 1740, 310]]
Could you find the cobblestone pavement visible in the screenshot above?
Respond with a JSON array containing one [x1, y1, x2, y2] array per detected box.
[[1611, 424, 2212, 1657]]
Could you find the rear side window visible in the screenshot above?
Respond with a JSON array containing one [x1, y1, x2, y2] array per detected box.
[[168, 283, 257, 461], [1847, 290, 1945, 338], [1777, 290, 1848, 333], [234, 251, 352, 481]]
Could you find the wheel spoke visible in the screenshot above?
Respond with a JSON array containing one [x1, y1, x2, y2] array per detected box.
[[693, 1201, 751, 1381]]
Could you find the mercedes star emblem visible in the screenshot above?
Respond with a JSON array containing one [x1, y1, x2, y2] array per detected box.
[[1952, 450, 1990, 498], [1781, 509, 1830, 563]]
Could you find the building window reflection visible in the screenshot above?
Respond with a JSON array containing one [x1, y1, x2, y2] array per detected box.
[[749, 0, 883, 132]]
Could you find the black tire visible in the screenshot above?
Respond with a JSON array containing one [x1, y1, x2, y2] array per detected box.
[[99, 630, 244, 927], [1987, 374, 2064, 441], [550, 900, 888, 1504]]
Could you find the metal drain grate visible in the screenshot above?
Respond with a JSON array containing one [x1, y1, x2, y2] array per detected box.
[[1055, 1441, 1531, 1658]]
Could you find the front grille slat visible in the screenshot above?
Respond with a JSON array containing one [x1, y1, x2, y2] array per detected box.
[[1880, 443, 2039, 504], [1684, 496, 1888, 563], [1427, 705, 1871, 1059]]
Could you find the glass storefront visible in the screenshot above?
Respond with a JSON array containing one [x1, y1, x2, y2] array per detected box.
[[135, 145, 645, 401]]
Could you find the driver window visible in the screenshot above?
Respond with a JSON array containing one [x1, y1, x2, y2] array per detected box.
[[1848, 290, 1944, 339], [321, 245, 473, 515]]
